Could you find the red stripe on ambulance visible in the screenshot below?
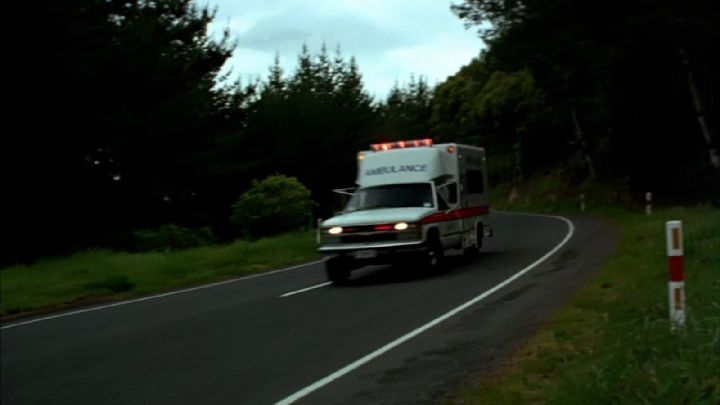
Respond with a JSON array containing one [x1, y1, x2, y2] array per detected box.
[[420, 205, 490, 224]]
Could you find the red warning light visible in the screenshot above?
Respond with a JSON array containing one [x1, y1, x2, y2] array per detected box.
[[370, 138, 434, 152]]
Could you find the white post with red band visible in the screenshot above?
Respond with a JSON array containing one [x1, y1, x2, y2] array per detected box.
[[646, 192, 653, 215], [666, 220, 685, 330]]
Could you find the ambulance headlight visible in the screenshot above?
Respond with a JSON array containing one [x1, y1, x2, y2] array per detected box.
[[328, 226, 343, 235], [394, 222, 409, 231]]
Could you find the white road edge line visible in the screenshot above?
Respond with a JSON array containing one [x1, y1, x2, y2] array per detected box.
[[280, 282, 333, 298], [1, 260, 325, 330], [276, 214, 575, 405]]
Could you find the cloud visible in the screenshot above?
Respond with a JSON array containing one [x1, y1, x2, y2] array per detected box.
[[234, 7, 414, 55], [206, 0, 485, 98]]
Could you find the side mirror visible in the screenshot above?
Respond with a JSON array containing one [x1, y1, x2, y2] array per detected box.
[[332, 187, 356, 216], [332, 187, 356, 196]]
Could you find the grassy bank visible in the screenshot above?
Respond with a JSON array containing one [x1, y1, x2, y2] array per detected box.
[[449, 174, 720, 403], [1, 231, 321, 319]]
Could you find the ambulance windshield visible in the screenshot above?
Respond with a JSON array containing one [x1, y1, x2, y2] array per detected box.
[[345, 183, 433, 212]]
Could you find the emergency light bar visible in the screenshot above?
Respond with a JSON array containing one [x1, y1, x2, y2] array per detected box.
[[370, 138, 433, 152]]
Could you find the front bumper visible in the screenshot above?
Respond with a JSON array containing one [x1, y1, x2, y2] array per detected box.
[[318, 239, 424, 252], [318, 240, 428, 266]]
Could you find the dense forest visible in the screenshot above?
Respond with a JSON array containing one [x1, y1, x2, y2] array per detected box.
[[8, 0, 718, 264]]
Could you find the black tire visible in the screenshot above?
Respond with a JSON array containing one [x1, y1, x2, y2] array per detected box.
[[423, 234, 444, 271], [463, 244, 478, 257], [326, 256, 350, 284]]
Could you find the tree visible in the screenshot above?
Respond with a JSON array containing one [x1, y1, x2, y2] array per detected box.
[[11, 0, 236, 263], [451, 0, 720, 190], [379, 75, 433, 139], [431, 56, 552, 182], [230, 174, 314, 238], [240, 44, 378, 219]]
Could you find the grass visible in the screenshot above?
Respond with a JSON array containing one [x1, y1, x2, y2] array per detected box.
[[0, 230, 321, 319], [447, 173, 720, 403]]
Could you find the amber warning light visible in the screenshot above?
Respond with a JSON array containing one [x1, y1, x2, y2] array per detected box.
[[370, 138, 433, 152]]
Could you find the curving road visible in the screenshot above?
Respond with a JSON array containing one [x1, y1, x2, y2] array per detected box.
[[1, 212, 618, 404]]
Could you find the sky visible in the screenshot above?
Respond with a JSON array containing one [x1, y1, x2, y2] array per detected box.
[[205, 0, 485, 100]]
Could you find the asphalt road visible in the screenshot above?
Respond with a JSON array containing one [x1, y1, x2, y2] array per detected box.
[[1, 212, 618, 404]]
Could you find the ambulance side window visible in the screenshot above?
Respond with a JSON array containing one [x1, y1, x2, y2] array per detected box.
[[435, 181, 457, 210], [447, 183, 458, 205], [436, 192, 449, 211], [467, 169, 484, 194]]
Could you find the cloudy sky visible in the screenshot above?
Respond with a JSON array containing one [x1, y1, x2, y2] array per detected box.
[[205, 0, 485, 99]]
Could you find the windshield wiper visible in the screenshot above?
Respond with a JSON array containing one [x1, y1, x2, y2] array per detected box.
[[356, 205, 395, 210]]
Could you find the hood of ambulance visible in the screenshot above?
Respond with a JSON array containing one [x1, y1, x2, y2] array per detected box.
[[322, 207, 436, 227]]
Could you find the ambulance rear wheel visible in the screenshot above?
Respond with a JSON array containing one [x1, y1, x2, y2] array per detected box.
[[463, 244, 478, 257], [326, 257, 350, 284], [463, 224, 483, 257]]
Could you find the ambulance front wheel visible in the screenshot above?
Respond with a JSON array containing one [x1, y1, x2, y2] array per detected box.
[[326, 256, 351, 284], [423, 233, 444, 270]]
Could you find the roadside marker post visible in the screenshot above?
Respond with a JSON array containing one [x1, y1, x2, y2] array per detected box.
[[646, 192, 653, 215], [666, 220, 685, 331], [508, 187, 520, 203], [580, 193, 586, 212]]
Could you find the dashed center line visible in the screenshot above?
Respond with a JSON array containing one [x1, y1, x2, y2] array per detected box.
[[2, 260, 325, 330], [280, 282, 333, 298]]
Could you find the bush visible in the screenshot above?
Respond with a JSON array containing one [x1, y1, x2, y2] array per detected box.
[[134, 224, 215, 251], [230, 174, 315, 238], [84, 275, 135, 294]]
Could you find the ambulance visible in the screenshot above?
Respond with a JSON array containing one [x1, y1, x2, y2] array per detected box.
[[318, 139, 492, 283]]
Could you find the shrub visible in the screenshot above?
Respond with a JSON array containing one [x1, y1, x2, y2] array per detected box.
[[84, 275, 135, 294], [134, 224, 215, 251], [230, 174, 315, 238], [134, 228, 164, 251]]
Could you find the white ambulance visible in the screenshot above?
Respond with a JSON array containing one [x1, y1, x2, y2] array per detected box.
[[318, 139, 492, 283]]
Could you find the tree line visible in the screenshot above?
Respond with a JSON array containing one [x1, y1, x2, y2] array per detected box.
[[8, 0, 718, 264], [445, 0, 720, 188], [9, 0, 431, 264]]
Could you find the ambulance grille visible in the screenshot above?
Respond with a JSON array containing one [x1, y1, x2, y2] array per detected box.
[[340, 233, 398, 243]]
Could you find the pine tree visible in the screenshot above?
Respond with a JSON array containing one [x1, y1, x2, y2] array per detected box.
[[12, 0, 236, 262]]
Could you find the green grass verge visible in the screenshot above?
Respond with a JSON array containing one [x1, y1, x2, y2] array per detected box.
[[1, 230, 321, 319], [447, 173, 720, 403]]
